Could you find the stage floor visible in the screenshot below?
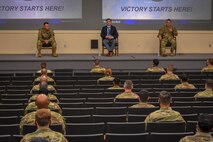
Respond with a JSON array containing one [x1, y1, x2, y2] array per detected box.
[[0, 54, 210, 71]]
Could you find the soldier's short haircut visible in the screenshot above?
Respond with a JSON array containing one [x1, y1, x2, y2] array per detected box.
[[40, 75, 48, 82], [206, 79, 213, 88], [113, 77, 121, 85], [30, 137, 48, 142], [43, 22, 49, 25], [41, 62, 47, 68], [41, 68, 47, 75], [105, 68, 112, 76], [167, 64, 174, 72], [139, 89, 149, 102], [124, 80, 133, 90], [181, 74, 188, 82], [39, 81, 48, 89], [166, 19, 172, 22], [208, 58, 213, 65], [94, 59, 100, 66], [35, 109, 51, 127], [153, 59, 159, 66], [106, 18, 112, 22], [198, 113, 213, 133], [159, 91, 171, 105]]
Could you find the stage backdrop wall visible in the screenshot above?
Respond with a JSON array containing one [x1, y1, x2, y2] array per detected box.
[[0, 30, 212, 54]]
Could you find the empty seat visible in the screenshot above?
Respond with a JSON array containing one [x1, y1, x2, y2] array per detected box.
[[95, 107, 127, 115], [59, 98, 86, 103], [150, 132, 194, 142], [107, 122, 145, 134], [0, 124, 19, 135], [0, 104, 24, 109], [0, 135, 11, 142], [59, 102, 85, 108], [115, 98, 140, 103], [106, 133, 149, 142], [87, 98, 114, 102], [62, 107, 94, 116], [128, 114, 147, 122], [172, 106, 193, 114], [0, 116, 19, 124], [64, 115, 92, 123], [93, 115, 127, 123], [193, 106, 213, 114], [182, 114, 198, 121], [65, 134, 104, 142], [0, 109, 24, 117], [186, 121, 197, 132], [85, 102, 114, 107], [66, 123, 104, 135], [128, 107, 158, 115], [147, 122, 186, 133]]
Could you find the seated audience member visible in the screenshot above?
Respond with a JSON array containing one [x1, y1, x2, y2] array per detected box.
[[98, 68, 114, 81], [21, 109, 67, 142], [179, 114, 213, 142], [175, 74, 196, 89], [159, 64, 179, 80], [131, 89, 155, 108], [34, 68, 55, 83], [194, 79, 213, 98], [145, 91, 185, 123], [108, 77, 123, 90], [115, 80, 140, 101], [37, 62, 52, 74], [90, 59, 106, 73], [146, 59, 165, 73], [201, 58, 213, 73], [20, 94, 66, 135]]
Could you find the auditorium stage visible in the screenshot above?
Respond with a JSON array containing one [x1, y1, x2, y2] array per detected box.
[[0, 54, 210, 72]]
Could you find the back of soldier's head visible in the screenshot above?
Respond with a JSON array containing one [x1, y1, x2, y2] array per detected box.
[[124, 80, 133, 90], [105, 68, 112, 76], [198, 114, 213, 133], [153, 59, 159, 66], [39, 81, 48, 89], [139, 89, 149, 102], [94, 59, 100, 66], [167, 64, 174, 72], [40, 75, 48, 83], [159, 91, 171, 105], [208, 58, 213, 65], [41, 68, 48, 75], [35, 94, 49, 109], [30, 137, 48, 142], [113, 77, 120, 85], [41, 63, 47, 69], [206, 79, 213, 89], [181, 74, 188, 82], [35, 109, 51, 127]]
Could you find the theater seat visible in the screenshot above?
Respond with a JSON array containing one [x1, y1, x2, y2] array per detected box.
[[65, 134, 104, 142], [105, 133, 149, 142]]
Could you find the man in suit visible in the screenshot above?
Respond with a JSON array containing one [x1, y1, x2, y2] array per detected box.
[[101, 18, 119, 57]]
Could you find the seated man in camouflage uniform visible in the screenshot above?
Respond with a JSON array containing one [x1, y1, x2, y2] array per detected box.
[[159, 64, 180, 80], [29, 85, 59, 103], [34, 68, 55, 85], [201, 58, 213, 73], [131, 89, 155, 108], [194, 79, 213, 98], [37, 22, 57, 57], [25, 93, 61, 115], [158, 19, 178, 57], [115, 80, 140, 101], [31, 76, 56, 93], [179, 114, 213, 142], [37, 62, 52, 74], [145, 91, 185, 123], [20, 94, 66, 135], [108, 77, 123, 90], [175, 74, 196, 89], [21, 109, 67, 142], [98, 68, 114, 81], [146, 59, 165, 73], [91, 59, 105, 73]]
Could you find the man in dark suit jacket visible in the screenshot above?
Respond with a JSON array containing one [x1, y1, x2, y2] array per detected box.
[[101, 18, 119, 57]]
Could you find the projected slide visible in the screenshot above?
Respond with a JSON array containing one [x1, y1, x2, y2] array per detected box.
[[102, 0, 212, 20], [0, 0, 82, 19]]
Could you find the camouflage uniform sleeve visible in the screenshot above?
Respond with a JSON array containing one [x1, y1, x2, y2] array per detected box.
[[49, 29, 55, 42], [20, 116, 26, 135], [178, 136, 188, 142], [173, 27, 178, 37], [38, 29, 44, 42], [158, 27, 164, 37]]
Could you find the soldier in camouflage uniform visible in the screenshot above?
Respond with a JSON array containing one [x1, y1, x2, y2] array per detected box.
[[37, 22, 57, 57], [34, 68, 55, 85], [175, 74, 196, 89], [159, 64, 180, 80], [201, 58, 213, 73], [179, 114, 213, 142], [131, 89, 155, 108], [145, 91, 185, 123], [31, 76, 56, 93], [146, 59, 165, 73], [194, 79, 213, 98], [20, 94, 65, 135], [158, 19, 178, 56], [108, 77, 123, 90], [91, 59, 106, 73], [37, 62, 53, 74], [25, 101, 62, 115], [21, 109, 68, 142], [98, 68, 114, 81], [115, 80, 140, 101]]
